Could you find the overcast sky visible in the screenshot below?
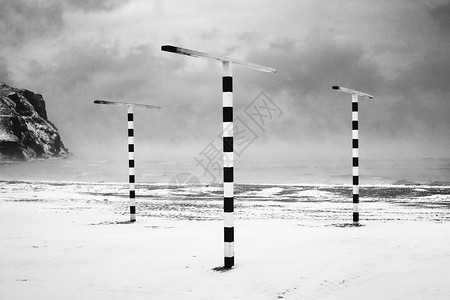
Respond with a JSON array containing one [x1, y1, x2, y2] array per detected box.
[[1, 0, 449, 164]]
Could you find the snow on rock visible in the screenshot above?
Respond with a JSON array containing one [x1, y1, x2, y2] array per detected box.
[[0, 82, 69, 161]]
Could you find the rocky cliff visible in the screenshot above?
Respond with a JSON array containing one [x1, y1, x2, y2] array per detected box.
[[0, 82, 69, 161]]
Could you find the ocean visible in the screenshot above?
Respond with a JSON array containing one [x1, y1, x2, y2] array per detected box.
[[1, 156, 449, 223], [0, 156, 449, 185]]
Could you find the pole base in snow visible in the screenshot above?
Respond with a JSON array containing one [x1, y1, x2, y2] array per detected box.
[[224, 257, 234, 269], [213, 266, 233, 272], [353, 212, 359, 224]]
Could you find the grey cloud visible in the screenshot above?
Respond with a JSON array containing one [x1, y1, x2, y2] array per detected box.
[[0, 0, 64, 46], [0, 57, 12, 84], [234, 36, 383, 141], [384, 50, 450, 137], [392, 50, 450, 96], [197, 28, 222, 41], [0, 0, 136, 48], [429, 1, 450, 32], [234, 33, 449, 147], [65, 0, 136, 12], [24, 42, 226, 154], [244, 36, 382, 100]]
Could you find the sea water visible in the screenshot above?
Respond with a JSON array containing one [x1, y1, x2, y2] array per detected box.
[[0, 156, 449, 185]]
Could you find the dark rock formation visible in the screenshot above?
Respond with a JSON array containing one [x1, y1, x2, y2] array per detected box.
[[0, 82, 69, 161]]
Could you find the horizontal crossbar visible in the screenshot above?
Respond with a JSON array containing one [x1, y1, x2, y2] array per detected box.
[[94, 100, 161, 109], [161, 45, 276, 73], [332, 86, 374, 99]]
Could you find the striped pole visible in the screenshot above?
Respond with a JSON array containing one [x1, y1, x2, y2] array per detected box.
[[223, 61, 234, 268], [94, 100, 161, 222], [161, 45, 275, 269], [351, 94, 359, 224], [128, 105, 136, 222], [331, 86, 374, 225]]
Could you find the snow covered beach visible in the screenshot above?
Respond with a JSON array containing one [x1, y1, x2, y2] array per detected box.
[[1, 181, 450, 299]]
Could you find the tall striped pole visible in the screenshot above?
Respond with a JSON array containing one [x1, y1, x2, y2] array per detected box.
[[332, 86, 374, 225], [94, 100, 161, 222], [223, 61, 234, 268], [351, 93, 359, 224], [128, 104, 136, 222], [162, 45, 276, 268]]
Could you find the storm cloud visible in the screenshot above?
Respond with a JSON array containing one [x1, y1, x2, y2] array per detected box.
[[65, 0, 137, 12], [428, 1, 450, 32], [0, 57, 12, 84], [0, 0, 64, 46], [1, 0, 449, 162]]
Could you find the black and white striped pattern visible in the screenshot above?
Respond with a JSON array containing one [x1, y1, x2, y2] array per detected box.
[[351, 94, 359, 224], [128, 105, 136, 222], [223, 61, 234, 268]]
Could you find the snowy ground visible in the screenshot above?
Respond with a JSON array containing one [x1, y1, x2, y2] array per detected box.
[[1, 181, 450, 299]]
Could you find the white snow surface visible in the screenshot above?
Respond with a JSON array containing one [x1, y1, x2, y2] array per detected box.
[[1, 181, 450, 299], [240, 186, 284, 197]]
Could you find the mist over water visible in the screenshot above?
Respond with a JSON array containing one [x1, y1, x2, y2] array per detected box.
[[1, 156, 449, 185]]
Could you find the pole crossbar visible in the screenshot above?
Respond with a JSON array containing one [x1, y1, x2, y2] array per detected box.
[[332, 86, 374, 99], [161, 45, 276, 73], [94, 100, 161, 109]]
